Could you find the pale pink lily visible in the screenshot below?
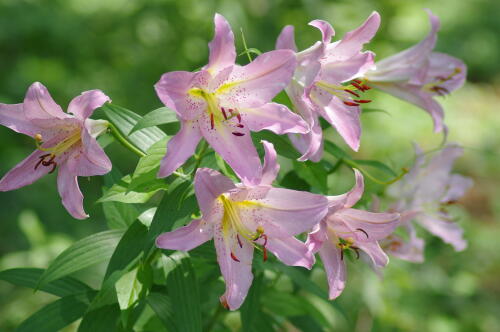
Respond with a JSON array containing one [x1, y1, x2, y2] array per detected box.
[[365, 10, 466, 133], [386, 144, 473, 253], [156, 141, 328, 310], [307, 169, 400, 299], [0, 82, 112, 219], [277, 12, 381, 161], [155, 14, 307, 185]]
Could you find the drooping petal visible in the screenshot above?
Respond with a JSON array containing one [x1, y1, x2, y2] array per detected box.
[[205, 13, 236, 74], [441, 174, 473, 203], [367, 10, 440, 82], [214, 224, 254, 310], [0, 103, 39, 137], [158, 120, 202, 178], [325, 11, 380, 62], [76, 125, 112, 176], [326, 169, 364, 210], [218, 50, 296, 108], [289, 117, 324, 162], [370, 82, 444, 132], [68, 90, 110, 120], [23, 82, 68, 121], [198, 112, 262, 186], [194, 168, 235, 217], [156, 218, 214, 251], [241, 102, 309, 134], [415, 213, 467, 251], [236, 187, 328, 238], [155, 71, 207, 121], [0, 149, 53, 191], [276, 25, 298, 51], [385, 224, 424, 263], [309, 20, 335, 44], [331, 208, 400, 241], [57, 158, 87, 219], [264, 236, 315, 269], [306, 222, 327, 254], [427, 52, 467, 93], [260, 140, 279, 186], [320, 51, 375, 83], [319, 241, 346, 300], [356, 241, 389, 267]]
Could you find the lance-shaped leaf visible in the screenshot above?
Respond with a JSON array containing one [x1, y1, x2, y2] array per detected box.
[[146, 292, 177, 331], [130, 107, 179, 134], [77, 305, 121, 332]]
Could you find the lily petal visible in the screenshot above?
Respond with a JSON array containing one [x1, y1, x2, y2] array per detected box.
[[276, 25, 298, 51], [332, 208, 400, 241], [265, 236, 315, 269], [0, 149, 53, 191], [260, 140, 279, 186], [427, 52, 466, 93], [68, 90, 110, 120], [356, 241, 389, 267], [205, 13, 236, 74], [57, 158, 88, 219], [416, 213, 467, 251], [219, 50, 296, 108], [319, 241, 346, 300], [320, 51, 375, 83], [242, 102, 309, 135], [0, 103, 39, 137], [214, 224, 254, 310], [198, 112, 261, 186], [156, 218, 213, 251], [23, 82, 68, 121], [195, 168, 235, 217], [158, 120, 202, 178], [309, 20, 335, 44], [76, 126, 112, 176], [442, 174, 473, 203]]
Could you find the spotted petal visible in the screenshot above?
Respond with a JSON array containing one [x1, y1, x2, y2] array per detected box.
[[0, 149, 53, 191]]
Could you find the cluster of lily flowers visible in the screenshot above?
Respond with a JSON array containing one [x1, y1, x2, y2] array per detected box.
[[0, 10, 471, 310]]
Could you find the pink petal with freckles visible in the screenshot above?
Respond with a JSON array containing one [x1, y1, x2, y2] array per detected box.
[[276, 25, 298, 51], [205, 13, 236, 74], [315, 95, 361, 151], [220, 50, 296, 108], [198, 112, 262, 187], [68, 90, 111, 120], [23, 82, 68, 121], [242, 102, 309, 135], [260, 140, 279, 186], [158, 120, 202, 178], [194, 168, 235, 217], [238, 187, 328, 238], [156, 218, 214, 251], [155, 71, 207, 121], [0, 149, 53, 191], [0, 103, 39, 137], [371, 82, 444, 132], [264, 236, 315, 269], [367, 10, 440, 82], [57, 158, 88, 219], [325, 11, 380, 61], [214, 223, 254, 311], [416, 214, 467, 251], [356, 241, 389, 267], [309, 20, 335, 44], [319, 241, 346, 300]]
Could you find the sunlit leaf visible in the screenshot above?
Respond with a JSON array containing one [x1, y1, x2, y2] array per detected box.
[[130, 107, 179, 134]]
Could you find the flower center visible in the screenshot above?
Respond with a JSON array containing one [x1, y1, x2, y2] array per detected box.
[[188, 88, 245, 136], [423, 67, 462, 96], [314, 79, 372, 107], [33, 130, 81, 173], [218, 194, 268, 262]]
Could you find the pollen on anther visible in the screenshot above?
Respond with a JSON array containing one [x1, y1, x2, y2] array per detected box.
[[343, 101, 359, 107], [230, 252, 240, 262], [353, 99, 372, 103], [232, 132, 245, 136], [221, 107, 228, 120], [344, 89, 360, 98], [210, 113, 214, 129]]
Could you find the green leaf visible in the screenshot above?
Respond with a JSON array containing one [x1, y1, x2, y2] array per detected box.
[[116, 267, 143, 310], [130, 107, 179, 134], [98, 174, 167, 204], [293, 160, 328, 192], [102, 198, 141, 229], [269, 263, 327, 299], [361, 107, 391, 116], [353, 159, 397, 177], [240, 273, 264, 332], [162, 253, 202, 332], [38, 230, 124, 288], [101, 103, 166, 153], [0, 268, 92, 297], [16, 291, 96, 332], [253, 131, 300, 159], [77, 305, 120, 332], [263, 291, 308, 316], [324, 140, 350, 160], [147, 292, 176, 332]]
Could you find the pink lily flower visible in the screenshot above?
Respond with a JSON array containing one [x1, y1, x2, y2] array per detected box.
[[156, 141, 328, 310], [276, 12, 381, 161], [0, 82, 112, 219], [365, 10, 466, 133], [155, 14, 307, 185], [307, 169, 400, 299], [386, 144, 473, 254]]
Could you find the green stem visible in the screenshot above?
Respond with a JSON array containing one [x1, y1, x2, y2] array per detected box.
[[240, 28, 253, 62], [342, 159, 408, 185], [107, 122, 146, 158], [193, 140, 209, 172]]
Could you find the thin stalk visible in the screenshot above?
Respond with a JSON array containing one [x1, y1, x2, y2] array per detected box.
[[107, 122, 146, 158]]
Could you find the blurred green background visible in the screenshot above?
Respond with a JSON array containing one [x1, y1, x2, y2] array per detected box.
[[0, 0, 499, 331]]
